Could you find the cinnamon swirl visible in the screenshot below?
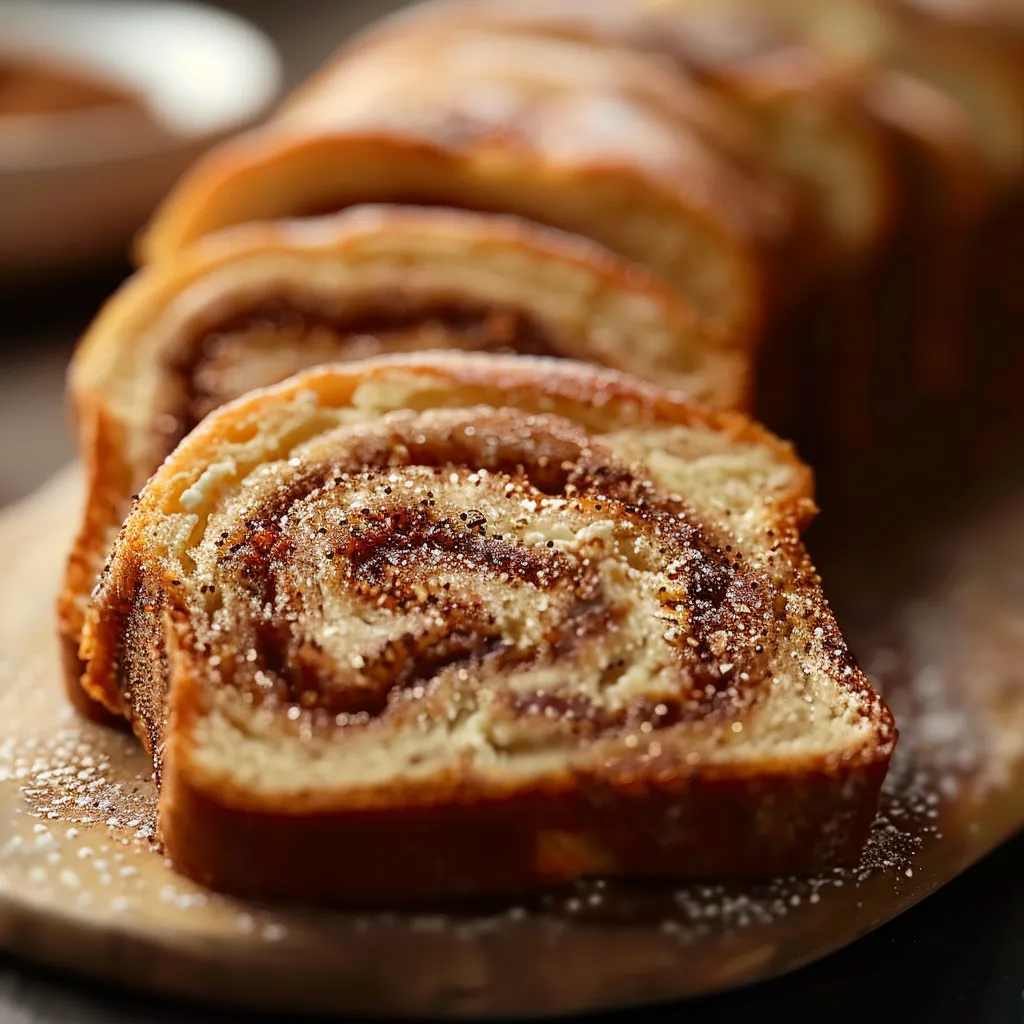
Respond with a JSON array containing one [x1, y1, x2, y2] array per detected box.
[[78, 353, 895, 901], [58, 205, 746, 721]]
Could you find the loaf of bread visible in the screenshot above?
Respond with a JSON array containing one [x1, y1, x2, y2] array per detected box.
[[359, 0, 897, 262], [196, 0, 1020, 447], [78, 353, 896, 901], [56, 0, 1024, 902], [60, 205, 748, 721], [773, 0, 1024, 188], [135, 14, 812, 349]]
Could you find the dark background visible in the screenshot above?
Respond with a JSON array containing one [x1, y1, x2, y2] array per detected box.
[[0, 2, 1021, 1021]]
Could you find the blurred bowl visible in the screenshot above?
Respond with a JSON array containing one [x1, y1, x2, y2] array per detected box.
[[0, 0, 282, 274]]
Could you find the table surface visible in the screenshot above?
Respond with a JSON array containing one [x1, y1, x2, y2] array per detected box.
[[0, 1, 1021, 1021]]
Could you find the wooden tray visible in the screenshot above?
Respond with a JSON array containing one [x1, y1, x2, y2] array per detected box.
[[0, 451, 1021, 1018]]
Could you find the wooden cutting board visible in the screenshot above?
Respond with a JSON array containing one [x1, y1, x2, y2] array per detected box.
[[0, 460, 1021, 1017]]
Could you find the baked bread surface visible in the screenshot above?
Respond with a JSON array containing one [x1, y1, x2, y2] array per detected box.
[[354, 0, 898, 260], [135, 13, 813, 348], [79, 353, 895, 901]]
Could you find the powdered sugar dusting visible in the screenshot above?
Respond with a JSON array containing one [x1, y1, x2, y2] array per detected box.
[[3, 726, 157, 837], [0, 721, 289, 941]]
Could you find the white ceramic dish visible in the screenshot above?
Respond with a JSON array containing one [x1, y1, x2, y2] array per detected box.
[[0, 0, 282, 273]]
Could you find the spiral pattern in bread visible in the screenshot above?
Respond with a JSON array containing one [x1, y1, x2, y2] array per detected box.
[[59, 206, 747, 721], [78, 354, 895, 901]]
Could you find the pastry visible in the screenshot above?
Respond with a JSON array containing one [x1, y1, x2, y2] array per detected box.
[[358, 0, 897, 262], [136, 17, 808, 348], [78, 353, 896, 901], [58, 205, 748, 720], [337, 0, 994, 451], [768, 0, 1024, 189]]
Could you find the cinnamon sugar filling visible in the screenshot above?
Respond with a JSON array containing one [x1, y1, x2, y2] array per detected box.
[[143, 409, 782, 749], [163, 296, 566, 443]]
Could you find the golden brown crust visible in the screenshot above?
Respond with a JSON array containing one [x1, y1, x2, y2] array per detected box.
[[78, 354, 894, 901], [60, 206, 751, 722], [162, 757, 890, 903], [350, 0, 897, 259], [767, 0, 1024, 185], [56, 399, 136, 726], [136, 16, 812, 347]]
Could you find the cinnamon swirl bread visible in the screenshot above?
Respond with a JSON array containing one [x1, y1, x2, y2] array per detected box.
[[361, 0, 897, 261], [78, 353, 895, 901], [136, 15, 807, 347], [770, 0, 1024, 188], [339, 0, 994, 444], [58, 205, 745, 720]]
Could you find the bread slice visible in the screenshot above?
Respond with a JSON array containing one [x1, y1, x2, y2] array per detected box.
[[78, 353, 895, 902], [135, 17, 808, 349], [60, 204, 747, 722], [769, 0, 1024, 188], [357, 0, 896, 262]]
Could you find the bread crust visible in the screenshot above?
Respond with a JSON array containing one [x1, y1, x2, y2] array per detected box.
[[348, 0, 897, 260], [78, 354, 895, 901], [163, 753, 889, 903], [135, 16, 818, 348]]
